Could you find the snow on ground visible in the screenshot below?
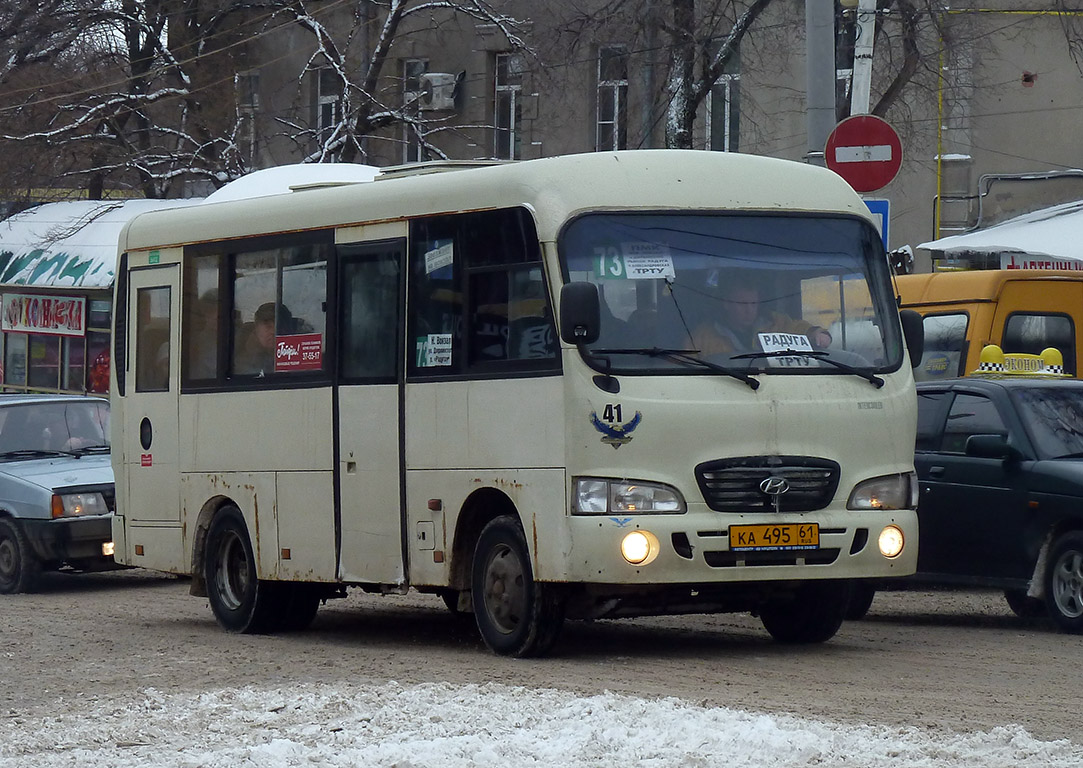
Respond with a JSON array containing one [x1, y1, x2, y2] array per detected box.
[[2, 681, 1080, 768]]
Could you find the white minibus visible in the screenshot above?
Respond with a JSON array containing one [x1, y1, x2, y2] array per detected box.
[[111, 150, 922, 656]]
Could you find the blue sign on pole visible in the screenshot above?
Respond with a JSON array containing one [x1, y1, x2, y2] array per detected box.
[[863, 198, 890, 251]]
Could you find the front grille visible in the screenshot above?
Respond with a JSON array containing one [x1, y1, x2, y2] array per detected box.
[[703, 548, 841, 567], [695, 455, 840, 513]]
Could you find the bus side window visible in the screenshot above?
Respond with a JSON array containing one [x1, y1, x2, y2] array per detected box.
[[135, 286, 170, 392], [340, 248, 401, 381]]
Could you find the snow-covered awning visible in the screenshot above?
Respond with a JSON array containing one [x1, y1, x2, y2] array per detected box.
[[0, 199, 199, 289], [918, 199, 1083, 268]]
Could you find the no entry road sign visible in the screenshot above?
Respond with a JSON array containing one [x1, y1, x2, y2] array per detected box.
[[825, 115, 902, 193]]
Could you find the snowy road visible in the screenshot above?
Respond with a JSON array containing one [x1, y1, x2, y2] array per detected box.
[[2, 570, 1080, 767]]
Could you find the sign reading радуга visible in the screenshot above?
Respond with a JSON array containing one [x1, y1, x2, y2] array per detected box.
[[1, 293, 86, 336]]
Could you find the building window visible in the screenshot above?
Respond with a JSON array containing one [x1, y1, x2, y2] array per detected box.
[[706, 65, 740, 152], [596, 46, 628, 151], [315, 67, 342, 150], [236, 70, 260, 165], [402, 58, 429, 163], [494, 52, 523, 160]]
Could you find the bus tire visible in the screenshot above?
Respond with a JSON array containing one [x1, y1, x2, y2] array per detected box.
[[0, 517, 40, 594], [471, 515, 565, 657], [439, 588, 471, 619], [278, 583, 322, 632], [204, 505, 281, 634], [1044, 531, 1083, 633], [844, 581, 876, 620], [759, 580, 849, 644]]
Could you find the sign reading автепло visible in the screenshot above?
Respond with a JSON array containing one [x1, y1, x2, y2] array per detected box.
[[1, 293, 86, 336]]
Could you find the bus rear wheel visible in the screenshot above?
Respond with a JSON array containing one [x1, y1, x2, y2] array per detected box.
[[759, 580, 849, 644], [204, 505, 281, 634], [471, 515, 565, 657]]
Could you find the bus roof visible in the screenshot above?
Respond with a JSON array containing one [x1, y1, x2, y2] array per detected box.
[[119, 150, 875, 252], [895, 269, 1083, 307]]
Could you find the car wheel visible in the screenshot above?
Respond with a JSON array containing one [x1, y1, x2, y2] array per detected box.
[[760, 580, 849, 644], [1044, 531, 1083, 633], [845, 581, 876, 620], [204, 505, 282, 633], [471, 515, 565, 657], [1003, 588, 1044, 619], [0, 517, 40, 594]]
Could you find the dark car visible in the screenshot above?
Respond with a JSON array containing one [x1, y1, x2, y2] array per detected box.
[[0, 395, 116, 593], [854, 371, 1083, 631]]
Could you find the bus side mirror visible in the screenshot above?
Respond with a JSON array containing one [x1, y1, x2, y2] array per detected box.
[[559, 282, 601, 345], [900, 309, 924, 370]]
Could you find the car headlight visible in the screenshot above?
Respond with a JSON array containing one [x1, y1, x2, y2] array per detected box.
[[51, 492, 110, 519], [573, 478, 686, 515], [847, 472, 917, 511]]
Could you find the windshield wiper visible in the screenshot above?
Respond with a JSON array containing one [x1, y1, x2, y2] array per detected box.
[[589, 347, 760, 390], [0, 449, 76, 460], [71, 443, 110, 455], [731, 349, 885, 388]]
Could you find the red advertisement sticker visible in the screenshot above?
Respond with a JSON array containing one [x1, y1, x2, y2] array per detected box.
[[140, 454, 152, 467], [275, 333, 323, 372]]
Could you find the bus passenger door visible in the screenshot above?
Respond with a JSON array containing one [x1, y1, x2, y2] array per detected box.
[[335, 240, 405, 584], [122, 263, 184, 568]]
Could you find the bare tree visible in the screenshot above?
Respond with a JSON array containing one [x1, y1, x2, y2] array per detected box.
[[0, 0, 530, 197]]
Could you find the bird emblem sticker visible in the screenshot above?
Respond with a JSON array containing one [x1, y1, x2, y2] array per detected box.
[[590, 404, 642, 449]]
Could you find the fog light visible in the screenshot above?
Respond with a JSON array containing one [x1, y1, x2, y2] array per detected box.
[[878, 525, 904, 558], [620, 530, 660, 566], [102, 541, 115, 558]]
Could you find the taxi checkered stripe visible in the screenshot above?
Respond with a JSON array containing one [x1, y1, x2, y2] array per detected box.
[[977, 361, 1005, 372], [1046, 364, 1065, 374]]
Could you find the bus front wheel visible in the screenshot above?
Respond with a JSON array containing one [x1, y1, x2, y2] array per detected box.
[[204, 505, 281, 634], [759, 580, 849, 644], [471, 515, 565, 657]]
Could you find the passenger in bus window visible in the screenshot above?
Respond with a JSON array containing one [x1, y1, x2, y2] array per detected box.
[[188, 290, 219, 380], [237, 302, 294, 376], [691, 274, 831, 357]]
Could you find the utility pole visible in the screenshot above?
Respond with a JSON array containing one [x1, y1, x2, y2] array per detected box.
[[806, 0, 836, 166], [849, 0, 877, 115]]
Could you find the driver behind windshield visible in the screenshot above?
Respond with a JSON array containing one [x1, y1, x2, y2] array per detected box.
[[690, 270, 832, 357]]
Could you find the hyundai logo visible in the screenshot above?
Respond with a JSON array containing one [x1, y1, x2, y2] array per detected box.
[[760, 476, 790, 496]]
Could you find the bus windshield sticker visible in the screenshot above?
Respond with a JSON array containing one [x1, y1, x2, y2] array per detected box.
[[621, 243, 675, 279], [758, 333, 813, 352], [759, 333, 814, 368], [424, 241, 454, 275], [592, 244, 675, 280], [275, 333, 323, 372], [416, 333, 453, 367]]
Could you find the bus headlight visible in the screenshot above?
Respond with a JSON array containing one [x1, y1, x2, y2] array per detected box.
[[574, 478, 686, 515], [847, 472, 917, 510], [878, 525, 905, 558], [620, 530, 660, 566]]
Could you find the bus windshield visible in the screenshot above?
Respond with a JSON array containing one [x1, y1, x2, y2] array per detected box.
[[561, 212, 903, 375]]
